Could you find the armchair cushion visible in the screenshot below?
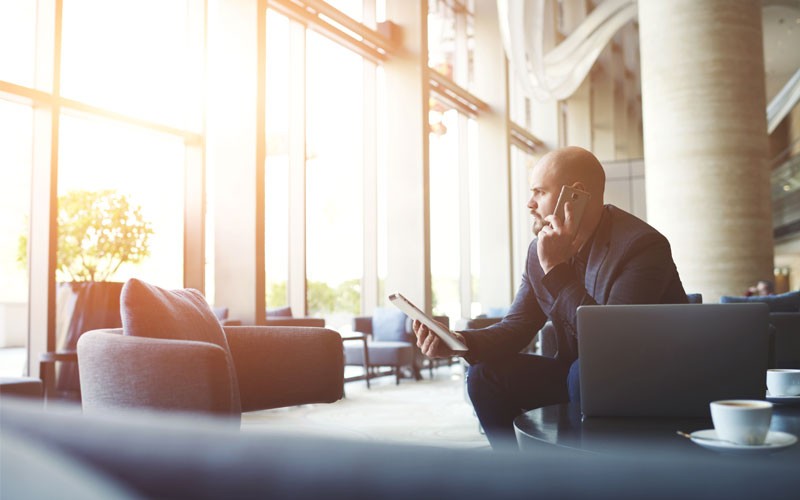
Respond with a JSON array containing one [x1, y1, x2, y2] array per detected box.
[[119, 278, 241, 414], [720, 290, 800, 312], [371, 307, 408, 342]]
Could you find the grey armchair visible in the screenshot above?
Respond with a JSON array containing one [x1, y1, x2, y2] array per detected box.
[[344, 310, 452, 385], [77, 325, 344, 423]]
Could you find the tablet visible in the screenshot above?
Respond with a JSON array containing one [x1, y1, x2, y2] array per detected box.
[[388, 292, 469, 352]]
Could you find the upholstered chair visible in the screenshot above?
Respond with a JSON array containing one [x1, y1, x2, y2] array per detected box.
[[77, 279, 343, 424], [264, 306, 326, 327], [344, 307, 435, 385]]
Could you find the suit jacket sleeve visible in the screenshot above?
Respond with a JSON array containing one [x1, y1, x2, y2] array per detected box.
[[460, 241, 547, 363]]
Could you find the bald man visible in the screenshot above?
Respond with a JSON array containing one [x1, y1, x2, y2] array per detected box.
[[413, 146, 687, 450]]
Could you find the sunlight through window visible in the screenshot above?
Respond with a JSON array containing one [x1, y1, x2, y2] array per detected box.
[[60, 0, 201, 129], [0, 100, 32, 372]]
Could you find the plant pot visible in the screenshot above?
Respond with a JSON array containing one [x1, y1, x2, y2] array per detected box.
[[54, 281, 124, 400]]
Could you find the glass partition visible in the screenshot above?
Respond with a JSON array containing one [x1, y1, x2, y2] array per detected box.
[[0, 1, 36, 89], [0, 100, 33, 375], [58, 112, 185, 288], [305, 30, 364, 329], [265, 9, 291, 310], [427, 0, 474, 89], [510, 145, 537, 293], [61, 0, 200, 130]]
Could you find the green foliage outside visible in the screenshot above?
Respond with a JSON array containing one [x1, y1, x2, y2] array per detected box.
[[266, 280, 288, 308], [18, 189, 153, 282], [266, 278, 361, 315]]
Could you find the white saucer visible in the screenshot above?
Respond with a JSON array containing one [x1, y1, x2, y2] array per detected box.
[[766, 391, 800, 405], [689, 429, 797, 454]]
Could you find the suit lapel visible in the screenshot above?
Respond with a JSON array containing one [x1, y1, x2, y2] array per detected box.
[[586, 208, 612, 301]]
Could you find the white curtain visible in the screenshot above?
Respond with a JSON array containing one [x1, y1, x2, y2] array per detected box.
[[498, 0, 800, 131], [497, 0, 637, 102]]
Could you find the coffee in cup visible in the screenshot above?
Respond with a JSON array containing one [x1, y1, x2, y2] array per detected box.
[[767, 369, 800, 397], [709, 400, 772, 445]]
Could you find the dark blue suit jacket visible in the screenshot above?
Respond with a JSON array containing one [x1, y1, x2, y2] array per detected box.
[[462, 205, 687, 365]]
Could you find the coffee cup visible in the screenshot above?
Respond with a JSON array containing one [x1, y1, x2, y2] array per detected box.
[[709, 400, 772, 445], [767, 369, 800, 397]]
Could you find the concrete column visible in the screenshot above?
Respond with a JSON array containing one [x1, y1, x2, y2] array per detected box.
[[207, 0, 265, 324], [639, 0, 772, 301]]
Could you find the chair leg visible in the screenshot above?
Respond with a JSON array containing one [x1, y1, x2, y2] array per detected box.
[[363, 342, 371, 389], [395, 366, 401, 385], [413, 362, 423, 381]]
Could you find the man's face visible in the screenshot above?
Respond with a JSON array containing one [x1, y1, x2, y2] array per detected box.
[[527, 160, 561, 235]]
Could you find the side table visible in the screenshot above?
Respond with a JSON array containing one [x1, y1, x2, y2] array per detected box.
[[39, 350, 79, 403]]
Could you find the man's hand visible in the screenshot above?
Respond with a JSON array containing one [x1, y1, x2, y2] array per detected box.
[[537, 201, 582, 273], [412, 319, 464, 358]]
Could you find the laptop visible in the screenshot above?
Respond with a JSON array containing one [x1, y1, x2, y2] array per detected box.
[[578, 303, 769, 418]]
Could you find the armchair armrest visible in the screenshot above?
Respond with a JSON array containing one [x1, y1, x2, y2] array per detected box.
[[77, 329, 237, 419], [352, 316, 373, 335], [224, 326, 344, 411], [263, 318, 325, 327]]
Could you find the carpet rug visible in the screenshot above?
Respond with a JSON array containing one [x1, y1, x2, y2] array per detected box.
[[242, 365, 490, 450]]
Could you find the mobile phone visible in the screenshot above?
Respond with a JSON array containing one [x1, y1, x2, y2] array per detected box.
[[553, 185, 591, 229]]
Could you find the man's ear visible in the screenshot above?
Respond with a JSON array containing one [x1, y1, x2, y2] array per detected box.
[[571, 181, 587, 192]]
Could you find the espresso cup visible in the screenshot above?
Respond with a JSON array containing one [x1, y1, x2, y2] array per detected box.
[[767, 369, 800, 397], [710, 400, 772, 446]]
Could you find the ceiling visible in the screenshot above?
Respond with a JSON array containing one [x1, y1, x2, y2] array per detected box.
[[763, 2, 800, 101]]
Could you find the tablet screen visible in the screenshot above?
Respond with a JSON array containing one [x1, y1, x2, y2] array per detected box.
[[388, 292, 468, 352]]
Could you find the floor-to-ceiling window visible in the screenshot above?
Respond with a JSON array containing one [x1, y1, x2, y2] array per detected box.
[[0, 0, 36, 377], [1, 0, 204, 375], [428, 0, 480, 320], [57, 114, 186, 288], [265, 9, 292, 310], [305, 31, 365, 329], [510, 145, 537, 292], [264, 0, 388, 328], [429, 107, 463, 318], [508, 60, 541, 293], [0, 101, 33, 376], [57, 0, 201, 287]]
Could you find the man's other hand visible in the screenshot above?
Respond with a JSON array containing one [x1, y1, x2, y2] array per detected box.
[[412, 319, 463, 358]]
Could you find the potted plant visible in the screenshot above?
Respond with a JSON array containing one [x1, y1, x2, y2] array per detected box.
[[19, 189, 153, 398]]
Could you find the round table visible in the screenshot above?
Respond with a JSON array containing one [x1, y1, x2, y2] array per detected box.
[[514, 402, 800, 461]]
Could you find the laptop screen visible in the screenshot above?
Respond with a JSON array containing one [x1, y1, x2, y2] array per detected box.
[[577, 303, 769, 418]]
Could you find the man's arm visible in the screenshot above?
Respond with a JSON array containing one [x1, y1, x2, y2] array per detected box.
[[458, 243, 547, 363], [542, 233, 683, 340]]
